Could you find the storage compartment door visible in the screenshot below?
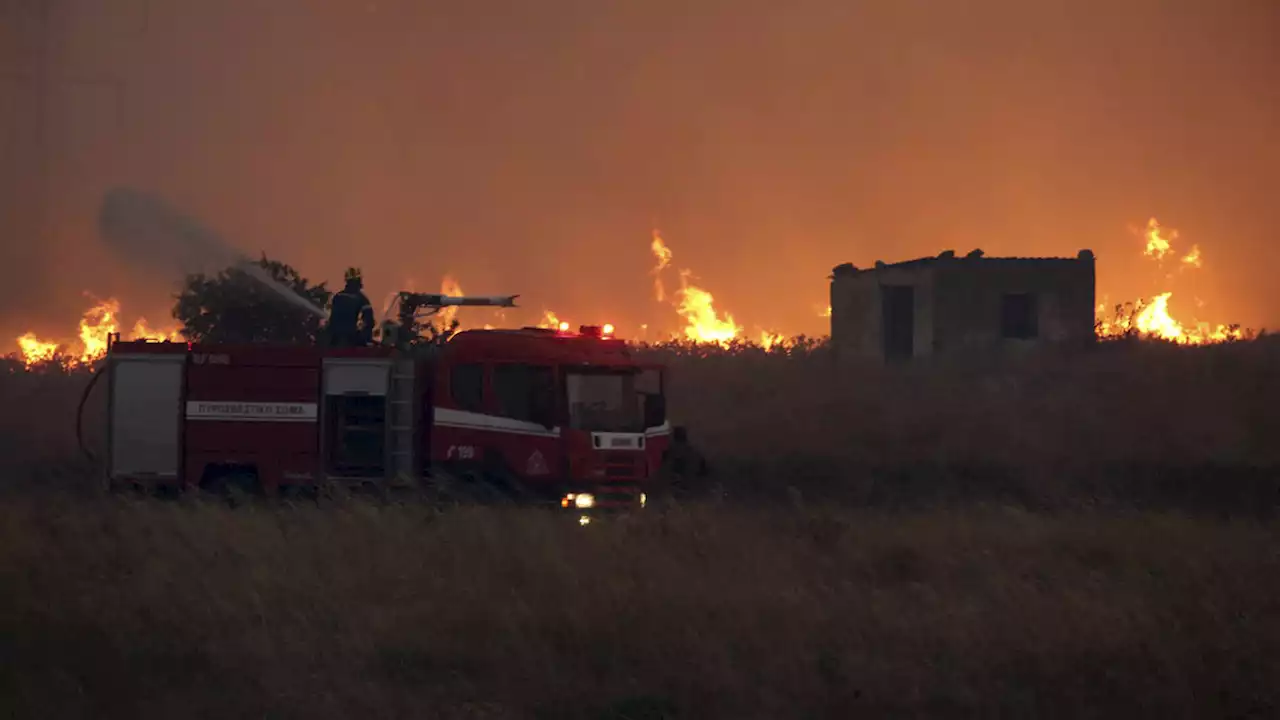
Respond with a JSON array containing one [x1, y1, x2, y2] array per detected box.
[[322, 359, 391, 477], [110, 355, 184, 478], [324, 359, 390, 396]]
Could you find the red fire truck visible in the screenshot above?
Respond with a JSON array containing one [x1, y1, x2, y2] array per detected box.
[[101, 297, 671, 512]]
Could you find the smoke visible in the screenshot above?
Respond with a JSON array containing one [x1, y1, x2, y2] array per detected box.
[[97, 187, 327, 318]]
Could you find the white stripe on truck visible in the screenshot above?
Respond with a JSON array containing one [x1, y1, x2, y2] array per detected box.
[[433, 406, 560, 437], [432, 407, 672, 438]]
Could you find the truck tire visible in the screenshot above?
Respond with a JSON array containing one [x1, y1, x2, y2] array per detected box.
[[200, 466, 259, 504]]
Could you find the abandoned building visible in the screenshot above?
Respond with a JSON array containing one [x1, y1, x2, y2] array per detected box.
[[829, 249, 1096, 362]]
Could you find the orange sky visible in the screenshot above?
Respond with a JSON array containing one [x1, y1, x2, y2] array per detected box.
[[3, 0, 1278, 342]]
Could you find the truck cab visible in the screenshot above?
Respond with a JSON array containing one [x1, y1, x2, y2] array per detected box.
[[428, 325, 670, 510]]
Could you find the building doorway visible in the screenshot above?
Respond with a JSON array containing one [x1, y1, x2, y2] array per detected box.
[[881, 285, 915, 362]]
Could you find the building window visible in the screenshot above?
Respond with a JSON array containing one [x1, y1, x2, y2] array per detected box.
[[1001, 293, 1038, 339], [450, 363, 484, 412]]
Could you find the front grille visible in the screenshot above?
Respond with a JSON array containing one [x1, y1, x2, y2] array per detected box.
[[592, 488, 642, 508], [600, 452, 642, 480]]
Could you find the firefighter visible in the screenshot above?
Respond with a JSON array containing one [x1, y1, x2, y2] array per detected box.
[[328, 267, 376, 347], [652, 425, 712, 507]]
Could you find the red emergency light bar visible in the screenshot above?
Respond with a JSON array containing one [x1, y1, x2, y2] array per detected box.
[[578, 324, 615, 338], [520, 324, 617, 338]]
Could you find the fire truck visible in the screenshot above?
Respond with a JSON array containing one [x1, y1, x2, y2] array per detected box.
[[98, 292, 672, 513]]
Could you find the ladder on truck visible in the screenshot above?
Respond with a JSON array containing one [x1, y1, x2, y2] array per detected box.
[[381, 289, 519, 489], [386, 358, 418, 488]]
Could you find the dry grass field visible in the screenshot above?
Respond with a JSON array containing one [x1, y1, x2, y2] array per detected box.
[[2, 337, 1279, 718]]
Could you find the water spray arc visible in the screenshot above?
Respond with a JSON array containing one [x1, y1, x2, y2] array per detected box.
[[97, 187, 328, 318]]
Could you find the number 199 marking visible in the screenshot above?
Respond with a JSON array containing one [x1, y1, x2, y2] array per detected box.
[[447, 445, 476, 460]]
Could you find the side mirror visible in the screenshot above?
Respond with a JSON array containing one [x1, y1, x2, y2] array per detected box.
[[672, 425, 688, 444]]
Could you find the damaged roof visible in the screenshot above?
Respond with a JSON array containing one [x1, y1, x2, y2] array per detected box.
[[831, 249, 1094, 277]]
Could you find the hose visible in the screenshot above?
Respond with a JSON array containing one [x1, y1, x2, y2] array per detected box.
[[76, 362, 107, 464]]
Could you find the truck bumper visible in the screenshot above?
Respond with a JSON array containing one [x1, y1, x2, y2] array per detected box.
[[557, 483, 646, 511]]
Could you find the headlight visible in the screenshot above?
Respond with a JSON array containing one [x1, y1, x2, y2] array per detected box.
[[561, 493, 597, 509], [640, 493, 647, 508]]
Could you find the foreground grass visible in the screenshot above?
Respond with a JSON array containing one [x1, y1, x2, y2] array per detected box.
[[2, 498, 1278, 718]]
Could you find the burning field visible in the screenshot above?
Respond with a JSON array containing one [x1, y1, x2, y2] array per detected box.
[[9, 215, 1255, 371], [1095, 218, 1245, 344], [12, 297, 181, 369]]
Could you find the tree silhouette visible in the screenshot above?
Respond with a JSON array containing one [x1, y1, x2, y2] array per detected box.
[[381, 308, 460, 350], [173, 254, 331, 344], [417, 317, 461, 347]]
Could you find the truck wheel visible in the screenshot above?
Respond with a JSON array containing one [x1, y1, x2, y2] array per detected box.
[[462, 467, 509, 506], [435, 463, 507, 506], [481, 457, 532, 506], [200, 468, 259, 504]]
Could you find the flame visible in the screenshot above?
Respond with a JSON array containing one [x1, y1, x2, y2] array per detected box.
[[1142, 217, 1202, 270], [650, 230, 745, 345], [77, 298, 119, 360], [430, 274, 511, 332], [12, 296, 183, 368], [16, 333, 59, 366], [651, 231, 673, 302], [1143, 217, 1175, 260], [821, 305, 832, 318], [1181, 245, 1202, 268], [539, 311, 570, 332], [1135, 292, 1184, 340], [674, 271, 741, 343], [1097, 218, 1240, 345], [760, 331, 786, 350], [131, 318, 183, 342], [439, 275, 464, 329], [1098, 293, 1241, 344]]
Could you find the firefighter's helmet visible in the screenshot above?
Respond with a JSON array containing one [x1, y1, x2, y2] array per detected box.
[[344, 267, 362, 283]]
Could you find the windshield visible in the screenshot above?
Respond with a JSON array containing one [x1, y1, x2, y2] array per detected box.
[[565, 370, 643, 432]]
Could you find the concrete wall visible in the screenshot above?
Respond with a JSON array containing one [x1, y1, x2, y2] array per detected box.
[[830, 254, 1095, 363], [932, 257, 1095, 355], [830, 263, 936, 362]]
